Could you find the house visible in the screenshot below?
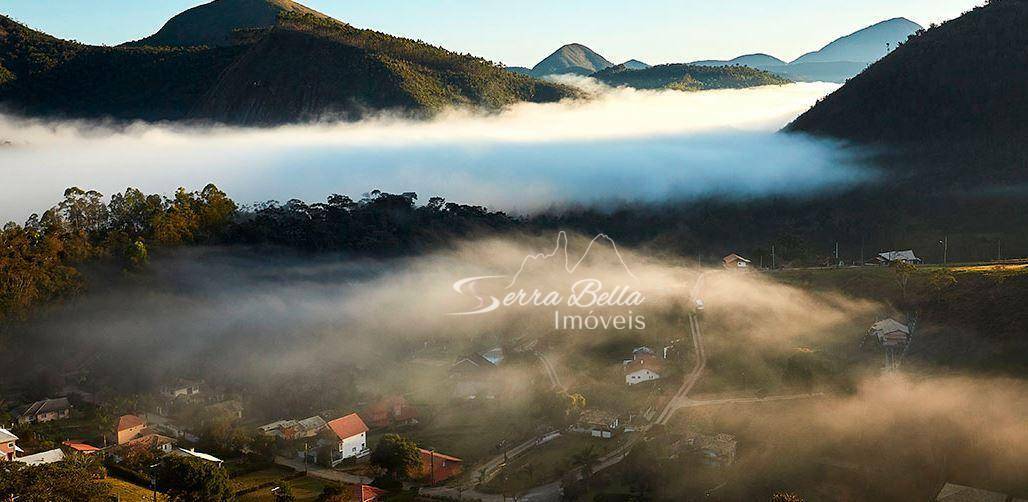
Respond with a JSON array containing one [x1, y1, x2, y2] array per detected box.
[[14, 448, 65, 466], [172, 447, 223, 465], [203, 399, 244, 422], [414, 448, 463, 484], [573, 409, 621, 439], [117, 414, 149, 444], [325, 413, 370, 464], [723, 254, 752, 271], [868, 318, 911, 348], [631, 346, 657, 361], [481, 346, 505, 365], [875, 250, 922, 265], [260, 416, 327, 440], [449, 353, 501, 400], [624, 357, 663, 385], [18, 397, 72, 424], [62, 441, 101, 455], [161, 379, 202, 399], [934, 482, 1022, 502], [681, 432, 737, 467], [1, 428, 21, 461], [354, 484, 388, 502], [121, 433, 175, 454], [360, 396, 418, 429]]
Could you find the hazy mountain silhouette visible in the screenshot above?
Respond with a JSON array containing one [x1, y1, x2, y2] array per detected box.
[[0, 0, 574, 124], [691, 19, 922, 83], [691, 53, 785, 68], [530, 43, 613, 77], [790, 18, 922, 65], [788, 1, 1028, 143], [620, 59, 651, 70]]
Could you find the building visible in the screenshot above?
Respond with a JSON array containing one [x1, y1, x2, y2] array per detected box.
[[868, 318, 912, 348], [934, 482, 1024, 502], [354, 484, 388, 502], [325, 413, 370, 464], [681, 432, 737, 467], [449, 353, 501, 400], [573, 409, 621, 439], [161, 379, 202, 399], [117, 414, 148, 445], [1, 428, 21, 461], [121, 433, 175, 454], [259, 416, 327, 440], [14, 448, 65, 466], [360, 396, 418, 429], [875, 250, 922, 265], [172, 447, 224, 465], [723, 254, 752, 271], [18, 397, 72, 424], [62, 441, 101, 455], [414, 448, 463, 484], [624, 357, 663, 386], [631, 346, 657, 360]]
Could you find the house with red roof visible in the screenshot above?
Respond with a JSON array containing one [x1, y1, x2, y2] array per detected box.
[[117, 414, 148, 445], [325, 413, 370, 465], [413, 448, 463, 484], [355, 484, 387, 502], [360, 396, 418, 429], [62, 440, 101, 455]]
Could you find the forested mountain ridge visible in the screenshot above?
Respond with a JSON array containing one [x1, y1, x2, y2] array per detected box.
[[787, 0, 1028, 143], [592, 63, 790, 91], [530, 43, 613, 76], [0, 2, 576, 124]]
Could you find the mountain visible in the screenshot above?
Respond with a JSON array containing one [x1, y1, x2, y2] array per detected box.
[[620, 59, 651, 70], [530, 43, 613, 77], [791, 18, 923, 65], [128, 0, 330, 47], [0, 1, 575, 124], [506, 66, 532, 75], [689, 20, 922, 83], [787, 1, 1028, 143], [691, 53, 785, 68], [592, 63, 789, 91]]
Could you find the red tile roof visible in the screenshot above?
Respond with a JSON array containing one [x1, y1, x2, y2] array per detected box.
[[356, 484, 387, 502], [419, 448, 463, 463], [117, 414, 145, 431], [327, 413, 369, 440], [62, 441, 101, 452]]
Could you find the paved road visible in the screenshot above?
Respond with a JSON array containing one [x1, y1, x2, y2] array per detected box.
[[274, 456, 372, 485], [674, 392, 825, 410]]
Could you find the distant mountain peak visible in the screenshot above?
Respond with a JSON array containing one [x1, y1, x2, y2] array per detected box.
[[530, 43, 613, 77], [791, 17, 924, 64]]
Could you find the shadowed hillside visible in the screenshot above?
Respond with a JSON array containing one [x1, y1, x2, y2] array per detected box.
[[0, 2, 576, 124], [788, 1, 1028, 143]]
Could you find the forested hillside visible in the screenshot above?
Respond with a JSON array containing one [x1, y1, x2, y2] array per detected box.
[[592, 63, 790, 91], [0, 2, 575, 124], [788, 0, 1028, 142]]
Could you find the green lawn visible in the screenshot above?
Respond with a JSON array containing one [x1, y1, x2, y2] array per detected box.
[[236, 474, 333, 501], [480, 433, 623, 495], [230, 466, 295, 492], [103, 477, 168, 501]]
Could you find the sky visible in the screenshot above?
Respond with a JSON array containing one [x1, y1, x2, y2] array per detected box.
[[0, 0, 983, 66]]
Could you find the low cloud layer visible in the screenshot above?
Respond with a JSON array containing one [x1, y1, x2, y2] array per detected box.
[[0, 81, 869, 222]]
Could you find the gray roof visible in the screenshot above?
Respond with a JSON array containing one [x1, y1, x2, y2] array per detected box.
[[935, 482, 1012, 502], [22, 397, 71, 417], [877, 250, 920, 262], [0, 428, 18, 442], [298, 416, 326, 432]]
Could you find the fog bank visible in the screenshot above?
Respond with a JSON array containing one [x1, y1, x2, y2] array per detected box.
[[0, 82, 870, 222]]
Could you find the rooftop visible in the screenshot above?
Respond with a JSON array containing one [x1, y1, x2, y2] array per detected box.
[[328, 413, 369, 440]]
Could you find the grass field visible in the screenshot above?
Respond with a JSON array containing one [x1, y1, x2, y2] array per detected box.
[[235, 473, 333, 501], [480, 433, 623, 495], [103, 477, 168, 501]]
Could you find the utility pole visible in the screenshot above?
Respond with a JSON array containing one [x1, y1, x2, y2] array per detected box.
[[940, 236, 949, 265], [771, 244, 776, 270], [997, 239, 1002, 261], [304, 441, 309, 474], [835, 241, 839, 266]]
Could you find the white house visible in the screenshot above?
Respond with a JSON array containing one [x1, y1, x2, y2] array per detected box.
[[573, 409, 621, 439], [1, 428, 22, 461], [326, 413, 370, 465], [722, 254, 752, 271], [875, 250, 922, 265], [624, 358, 663, 385]]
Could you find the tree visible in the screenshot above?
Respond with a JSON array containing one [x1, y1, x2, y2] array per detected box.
[[0, 457, 109, 501], [370, 434, 421, 479], [273, 483, 296, 501], [159, 456, 233, 501]]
